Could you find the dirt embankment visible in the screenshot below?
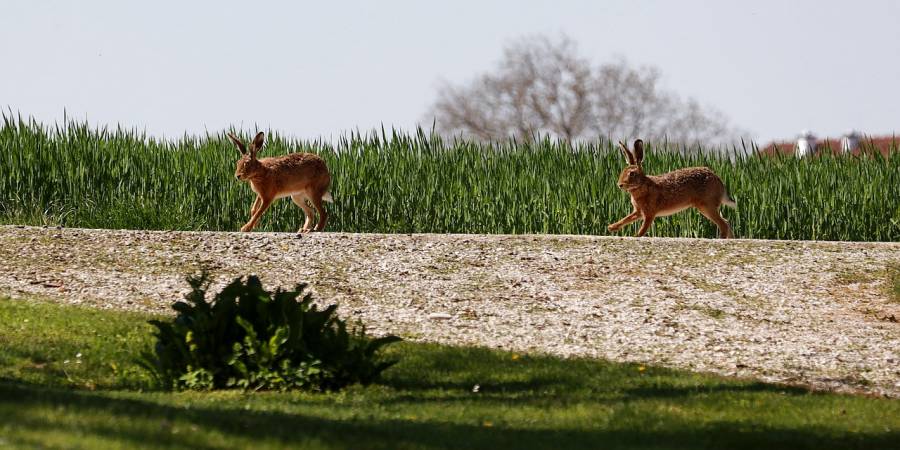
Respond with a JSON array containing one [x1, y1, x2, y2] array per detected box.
[[1, 225, 898, 397]]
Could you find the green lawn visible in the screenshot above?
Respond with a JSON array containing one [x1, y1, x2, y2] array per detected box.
[[1, 298, 898, 450]]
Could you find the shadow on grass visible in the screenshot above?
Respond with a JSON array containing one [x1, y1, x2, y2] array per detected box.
[[622, 381, 812, 400], [1, 380, 894, 450], [380, 344, 813, 401], [0, 346, 149, 390]]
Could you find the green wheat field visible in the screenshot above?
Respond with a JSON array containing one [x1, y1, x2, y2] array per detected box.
[[1, 114, 898, 241]]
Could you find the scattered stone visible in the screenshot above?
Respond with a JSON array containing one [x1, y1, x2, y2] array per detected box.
[[427, 313, 453, 321]]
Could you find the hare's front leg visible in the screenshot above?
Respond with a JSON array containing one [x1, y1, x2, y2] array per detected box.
[[241, 197, 273, 232], [250, 195, 262, 216], [608, 210, 640, 232], [635, 214, 656, 237]]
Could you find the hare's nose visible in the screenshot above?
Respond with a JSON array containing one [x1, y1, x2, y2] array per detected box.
[[235, 175, 241, 180]]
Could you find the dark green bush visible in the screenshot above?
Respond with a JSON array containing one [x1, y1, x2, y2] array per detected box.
[[141, 274, 401, 391]]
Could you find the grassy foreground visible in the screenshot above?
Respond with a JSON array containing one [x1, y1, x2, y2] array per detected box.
[[1, 115, 898, 241], [1, 298, 898, 450]]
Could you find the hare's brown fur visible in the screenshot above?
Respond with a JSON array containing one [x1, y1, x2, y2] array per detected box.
[[229, 132, 332, 233], [608, 139, 735, 238]]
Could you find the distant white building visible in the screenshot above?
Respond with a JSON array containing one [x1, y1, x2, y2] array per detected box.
[[841, 130, 860, 154], [796, 130, 818, 157]]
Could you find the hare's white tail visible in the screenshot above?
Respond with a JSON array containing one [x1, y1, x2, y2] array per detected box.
[[322, 191, 334, 203], [722, 191, 737, 208]]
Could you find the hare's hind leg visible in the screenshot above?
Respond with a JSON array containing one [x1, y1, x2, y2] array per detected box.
[[291, 194, 315, 233], [698, 205, 732, 239], [310, 191, 328, 232]]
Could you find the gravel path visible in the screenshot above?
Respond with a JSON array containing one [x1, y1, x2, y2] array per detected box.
[[1, 225, 898, 397]]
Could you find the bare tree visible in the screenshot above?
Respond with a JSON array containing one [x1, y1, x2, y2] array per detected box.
[[424, 35, 744, 145]]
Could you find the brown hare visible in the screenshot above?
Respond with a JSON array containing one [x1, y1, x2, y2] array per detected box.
[[608, 139, 736, 238], [227, 132, 333, 233]]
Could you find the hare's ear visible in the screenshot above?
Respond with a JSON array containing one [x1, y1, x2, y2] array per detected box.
[[633, 139, 644, 165], [250, 132, 265, 156], [618, 140, 635, 165], [227, 133, 246, 154]]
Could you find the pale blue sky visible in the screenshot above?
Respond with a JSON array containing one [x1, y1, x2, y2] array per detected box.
[[2, 0, 898, 143]]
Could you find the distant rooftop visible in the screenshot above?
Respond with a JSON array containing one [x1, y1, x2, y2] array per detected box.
[[759, 135, 897, 157]]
